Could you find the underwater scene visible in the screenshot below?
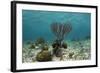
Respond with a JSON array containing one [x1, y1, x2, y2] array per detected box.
[[22, 10, 91, 63]]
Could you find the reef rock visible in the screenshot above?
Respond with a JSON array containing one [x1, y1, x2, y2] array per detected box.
[[29, 44, 35, 49], [36, 49, 52, 62], [62, 42, 67, 49]]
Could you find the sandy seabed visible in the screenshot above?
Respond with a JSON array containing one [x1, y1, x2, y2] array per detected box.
[[22, 39, 91, 63]]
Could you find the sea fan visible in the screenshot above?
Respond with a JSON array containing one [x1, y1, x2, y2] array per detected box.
[[51, 22, 72, 42]]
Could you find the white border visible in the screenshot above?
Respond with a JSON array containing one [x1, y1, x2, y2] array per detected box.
[[16, 4, 96, 70]]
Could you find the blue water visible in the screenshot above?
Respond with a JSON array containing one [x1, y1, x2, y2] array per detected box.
[[22, 10, 91, 42]]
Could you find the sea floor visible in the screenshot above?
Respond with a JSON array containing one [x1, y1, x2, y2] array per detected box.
[[22, 39, 91, 63]]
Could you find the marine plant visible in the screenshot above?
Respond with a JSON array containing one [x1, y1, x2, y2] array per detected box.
[[51, 22, 72, 57], [51, 22, 72, 48]]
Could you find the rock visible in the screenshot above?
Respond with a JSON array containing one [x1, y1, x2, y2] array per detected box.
[[36, 49, 52, 62], [68, 52, 74, 59], [26, 41, 33, 44], [52, 42, 62, 57], [53, 48, 63, 57], [35, 37, 45, 46], [29, 44, 35, 49], [52, 42, 60, 49], [62, 42, 67, 49], [52, 41, 67, 57], [42, 45, 49, 50]]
